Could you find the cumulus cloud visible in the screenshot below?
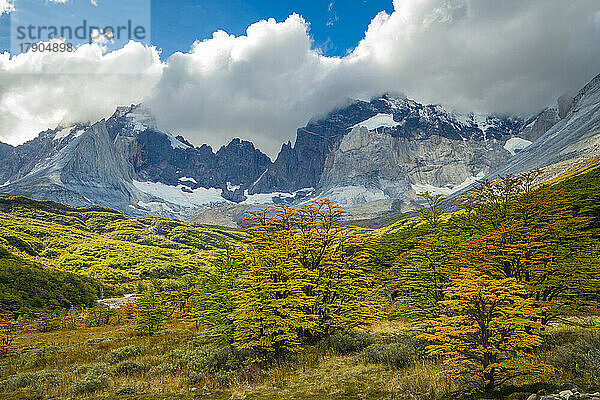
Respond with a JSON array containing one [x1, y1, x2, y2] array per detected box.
[[1, 0, 600, 157], [147, 15, 351, 156], [350, 0, 600, 115], [0, 41, 163, 145]]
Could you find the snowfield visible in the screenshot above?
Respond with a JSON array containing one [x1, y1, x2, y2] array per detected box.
[[504, 137, 533, 156], [315, 185, 388, 205], [411, 172, 485, 196], [353, 113, 399, 131], [133, 180, 228, 207]]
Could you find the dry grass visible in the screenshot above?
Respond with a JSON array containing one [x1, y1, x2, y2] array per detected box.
[[1, 319, 598, 400]]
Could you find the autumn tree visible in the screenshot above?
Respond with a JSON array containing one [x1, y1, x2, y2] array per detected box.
[[188, 244, 239, 343], [455, 171, 600, 323], [135, 289, 165, 335], [0, 313, 20, 357], [391, 192, 458, 319], [423, 269, 552, 393], [233, 200, 382, 362]]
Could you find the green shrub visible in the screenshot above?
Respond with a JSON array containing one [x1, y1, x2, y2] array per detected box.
[[324, 329, 375, 355], [386, 332, 429, 358], [70, 364, 111, 395], [73, 362, 111, 375], [116, 386, 136, 395], [149, 362, 179, 375], [85, 337, 114, 345], [135, 289, 165, 335], [106, 345, 141, 363], [542, 329, 585, 349], [357, 342, 419, 369], [552, 332, 600, 380], [1, 369, 61, 393], [190, 346, 245, 374], [113, 360, 150, 376], [21, 345, 60, 369], [185, 346, 249, 388]]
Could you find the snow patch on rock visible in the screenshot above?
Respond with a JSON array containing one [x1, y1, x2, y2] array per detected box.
[[504, 137, 532, 156], [412, 172, 485, 196], [164, 133, 190, 149], [227, 182, 241, 191], [242, 188, 313, 205], [353, 113, 399, 131], [133, 180, 227, 207], [179, 176, 197, 184], [316, 185, 388, 205]]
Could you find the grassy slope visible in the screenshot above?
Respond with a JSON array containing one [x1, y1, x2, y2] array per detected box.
[[0, 246, 101, 313], [0, 195, 245, 288], [380, 162, 600, 235]]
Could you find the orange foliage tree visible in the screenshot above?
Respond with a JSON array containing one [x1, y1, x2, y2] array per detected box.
[[423, 269, 552, 393], [232, 200, 383, 362], [0, 313, 21, 357], [455, 171, 599, 323]]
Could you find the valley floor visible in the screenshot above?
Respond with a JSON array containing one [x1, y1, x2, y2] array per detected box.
[[1, 320, 598, 400]]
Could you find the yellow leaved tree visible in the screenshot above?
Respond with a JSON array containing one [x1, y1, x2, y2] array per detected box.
[[233, 200, 383, 363], [0, 313, 21, 357], [422, 269, 552, 393]]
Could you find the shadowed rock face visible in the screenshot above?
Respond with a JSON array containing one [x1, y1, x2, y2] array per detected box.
[[1, 121, 137, 211], [489, 72, 600, 180], [0, 82, 581, 222], [106, 105, 272, 197], [0, 105, 273, 214], [520, 108, 561, 142], [249, 95, 527, 200], [0, 123, 90, 186]]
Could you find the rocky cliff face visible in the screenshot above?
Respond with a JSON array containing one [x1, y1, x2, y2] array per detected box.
[[106, 105, 272, 199], [1, 120, 138, 211], [269, 96, 535, 211], [520, 108, 561, 142], [0, 87, 575, 222], [489, 72, 600, 180], [249, 95, 530, 204], [317, 125, 508, 206], [0, 105, 273, 218], [0, 123, 90, 186]]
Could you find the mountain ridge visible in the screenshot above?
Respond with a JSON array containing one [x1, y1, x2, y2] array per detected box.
[[2, 82, 593, 224]]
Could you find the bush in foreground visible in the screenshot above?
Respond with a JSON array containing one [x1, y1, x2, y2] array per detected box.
[[552, 331, 600, 382], [106, 345, 141, 364], [70, 363, 111, 395], [324, 329, 375, 355], [1, 369, 61, 394], [357, 342, 419, 369]]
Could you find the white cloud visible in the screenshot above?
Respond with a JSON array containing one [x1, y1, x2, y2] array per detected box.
[[90, 28, 114, 52], [326, 1, 338, 27], [147, 15, 351, 156], [0, 0, 14, 15], [0, 41, 163, 145], [349, 0, 600, 115], [1, 1, 600, 158]]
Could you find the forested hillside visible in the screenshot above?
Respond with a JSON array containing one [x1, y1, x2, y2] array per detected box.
[[0, 195, 244, 291], [0, 166, 599, 399]]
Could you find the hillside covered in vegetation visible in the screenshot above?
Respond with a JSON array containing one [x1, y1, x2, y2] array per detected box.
[[0, 195, 245, 295], [0, 166, 599, 399]]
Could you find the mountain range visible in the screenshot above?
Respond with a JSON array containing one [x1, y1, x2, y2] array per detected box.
[[1, 73, 599, 226]]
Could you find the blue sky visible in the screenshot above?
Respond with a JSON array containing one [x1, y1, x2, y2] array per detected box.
[[151, 0, 393, 57], [2, 0, 598, 157], [1, 0, 393, 57]]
